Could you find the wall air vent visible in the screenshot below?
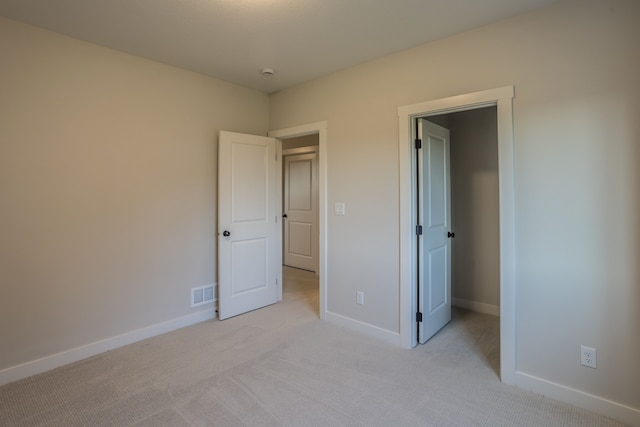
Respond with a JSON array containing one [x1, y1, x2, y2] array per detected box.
[[191, 284, 215, 308]]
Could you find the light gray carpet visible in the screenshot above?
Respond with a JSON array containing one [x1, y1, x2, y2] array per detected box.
[[0, 267, 626, 426]]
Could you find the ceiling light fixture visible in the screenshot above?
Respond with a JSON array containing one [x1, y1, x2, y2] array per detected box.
[[260, 68, 275, 77]]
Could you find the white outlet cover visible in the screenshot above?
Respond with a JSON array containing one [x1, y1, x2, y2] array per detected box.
[[581, 345, 597, 369], [335, 203, 346, 216]]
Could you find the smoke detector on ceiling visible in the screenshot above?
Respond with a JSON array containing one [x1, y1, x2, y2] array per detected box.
[[260, 68, 275, 77]]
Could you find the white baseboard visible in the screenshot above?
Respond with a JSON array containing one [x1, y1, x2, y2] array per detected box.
[[325, 311, 400, 346], [0, 308, 216, 386], [516, 371, 640, 426], [453, 297, 500, 317]]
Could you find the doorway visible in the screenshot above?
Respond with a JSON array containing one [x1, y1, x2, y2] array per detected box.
[[425, 107, 501, 317], [416, 108, 501, 374], [269, 122, 328, 320], [282, 135, 319, 273], [398, 87, 516, 384]]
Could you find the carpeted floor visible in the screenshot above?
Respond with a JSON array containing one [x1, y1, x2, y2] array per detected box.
[[0, 267, 627, 426]]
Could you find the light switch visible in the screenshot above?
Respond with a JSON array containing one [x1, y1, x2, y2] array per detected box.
[[334, 202, 346, 216]]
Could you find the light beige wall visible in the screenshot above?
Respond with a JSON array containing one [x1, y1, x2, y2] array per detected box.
[[270, 0, 640, 411], [0, 17, 269, 370], [448, 108, 500, 308]]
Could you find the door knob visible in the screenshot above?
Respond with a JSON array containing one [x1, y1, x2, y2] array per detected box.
[[283, 214, 288, 218], [448, 231, 455, 238], [223, 230, 231, 237]]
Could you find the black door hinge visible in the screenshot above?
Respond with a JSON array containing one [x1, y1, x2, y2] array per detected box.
[[416, 225, 423, 235], [415, 138, 422, 149], [416, 312, 423, 322]]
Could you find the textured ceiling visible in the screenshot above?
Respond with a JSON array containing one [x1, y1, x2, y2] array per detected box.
[[0, 0, 559, 93]]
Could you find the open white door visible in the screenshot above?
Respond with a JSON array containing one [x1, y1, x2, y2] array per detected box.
[[218, 131, 279, 320], [417, 119, 452, 343], [283, 151, 318, 272]]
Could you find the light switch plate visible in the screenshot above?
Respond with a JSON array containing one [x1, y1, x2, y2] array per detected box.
[[334, 203, 346, 216]]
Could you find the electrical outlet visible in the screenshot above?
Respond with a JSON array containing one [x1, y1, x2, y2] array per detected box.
[[581, 345, 597, 369], [356, 291, 364, 305]]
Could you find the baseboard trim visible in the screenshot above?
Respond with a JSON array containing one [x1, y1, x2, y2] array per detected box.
[[325, 311, 400, 346], [515, 371, 640, 426], [0, 308, 216, 386], [453, 297, 500, 317]]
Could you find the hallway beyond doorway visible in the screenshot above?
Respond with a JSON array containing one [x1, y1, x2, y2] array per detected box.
[[283, 266, 319, 317]]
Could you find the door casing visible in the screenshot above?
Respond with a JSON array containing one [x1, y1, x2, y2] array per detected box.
[[398, 86, 516, 384]]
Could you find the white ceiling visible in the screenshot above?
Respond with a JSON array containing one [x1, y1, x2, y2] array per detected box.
[[0, 0, 559, 93]]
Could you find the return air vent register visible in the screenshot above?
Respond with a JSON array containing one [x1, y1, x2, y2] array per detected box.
[[191, 284, 215, 307]]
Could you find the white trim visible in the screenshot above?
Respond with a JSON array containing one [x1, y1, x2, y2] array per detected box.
[[516, 372, 640, 427], [452, 298, 500, 317], [269, 122, 328, 320], [276, 138, 283, 301], [398, 86, 516, 386], [0, 309, 215, 386], [325, 311, 401, 346]]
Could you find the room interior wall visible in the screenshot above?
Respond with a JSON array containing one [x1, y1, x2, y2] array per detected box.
[[0, 17, 269, 373], [1, 0, 639, 421], [270, 0, 639, 414]]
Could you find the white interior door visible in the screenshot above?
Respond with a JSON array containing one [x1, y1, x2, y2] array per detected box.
[[283, 151, 318, 272], [417, 118, 452, 343], [218, 131, 279, 320]]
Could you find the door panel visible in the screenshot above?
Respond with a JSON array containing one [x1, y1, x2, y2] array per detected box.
[[288, 222, 312, 256], [289, 160, 312, 210], [232, 143, 269, 222], [427, 138, 446, 228], [284, 152, 318, 272], [418, 119, 452, 343], [231, 238, 267, 294], [218, 131, 278, 320], [428, 245, 447, 312]]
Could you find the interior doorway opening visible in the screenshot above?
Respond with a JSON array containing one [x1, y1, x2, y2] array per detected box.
[[269, 122, 328, 321], [281, 134, 319, 274], [417, 107, 501, 374], [280, 134, 320, 316], [424, 107, 500, 318], [398, 86, 516, 384]]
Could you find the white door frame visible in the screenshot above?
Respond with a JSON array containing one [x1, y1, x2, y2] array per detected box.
[[398, 86, 516, 384], [269, 122, 327, 320]]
